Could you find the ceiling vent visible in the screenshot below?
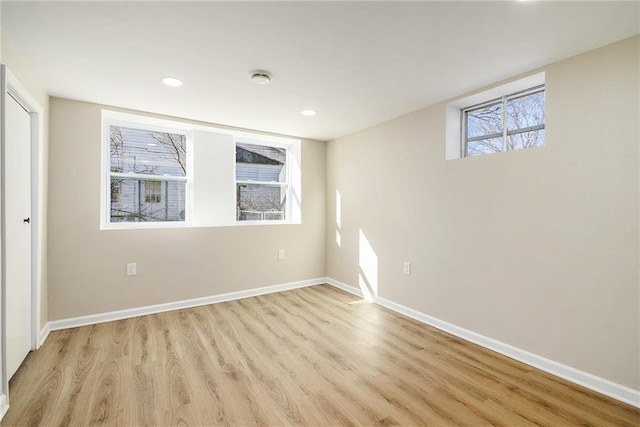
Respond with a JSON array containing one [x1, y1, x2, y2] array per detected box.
[[249, 70, 272, 85]]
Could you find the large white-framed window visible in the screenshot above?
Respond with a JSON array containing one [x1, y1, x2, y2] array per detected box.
[[446, 72, 546, 160], [103, 119, 192, 227], [101, 110, 302, 229], [235, 140, 291, 223]]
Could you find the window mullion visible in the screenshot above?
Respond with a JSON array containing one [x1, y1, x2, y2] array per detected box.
[[467, 132, 504, 143], [502, 96, 508, 151], [235, 180, 286, 186], [506, 123, 545, 136], [462, 110, 467, 157], [110, 172, 187, 182]]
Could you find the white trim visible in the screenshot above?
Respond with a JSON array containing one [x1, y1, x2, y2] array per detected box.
[[325, 277, 363, 298], [101, 117, 194, 230], [0, 64, 44, 414], [0, 64, 8, 416], [325, 277, 640, 409], [101, 110, 302, 229], [5, 66, 45, 347], [234, 139, 295, 225], [31, 276, 640, 409], [0, 393, 8, 421], [47, 278, 326, 332]]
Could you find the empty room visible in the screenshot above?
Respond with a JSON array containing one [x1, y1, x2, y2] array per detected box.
[[0, 1, 639, 425]]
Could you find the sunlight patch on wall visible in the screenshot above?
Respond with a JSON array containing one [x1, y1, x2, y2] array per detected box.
[[336, 189, 342, 247], [336, 189, 342, 228], [358, 274, 373, 301]]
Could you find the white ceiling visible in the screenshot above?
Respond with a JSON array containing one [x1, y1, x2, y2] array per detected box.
[[2, 1, 638, 141]]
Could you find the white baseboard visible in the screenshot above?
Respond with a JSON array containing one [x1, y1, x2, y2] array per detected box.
[[36, 276, 640, 408], [0, 393, 8, 421], [326, 276, 365, 298], [325, 277, 640, 409], [46, 278, 325, 333]]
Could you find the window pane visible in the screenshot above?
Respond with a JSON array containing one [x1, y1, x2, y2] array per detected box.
[[466, 137, 503, 157], [506, 90, 545, 131], [466, 102, 502, 139], [508, 129, 545, 151], [236, 183, 286, 221], [145, 181, 162, 203], [236, 143, 286, 182], [110, 178, 185, 222], [110, 126, 186, 176]]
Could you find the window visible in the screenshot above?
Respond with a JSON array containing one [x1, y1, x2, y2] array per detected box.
[[235, 142, 289, 222], [463, 86, 545, 157], [144, 181, 162, 203], [102, 110, 301, 229], [107, 123, 189, 223], [445, 72, 545, 160]]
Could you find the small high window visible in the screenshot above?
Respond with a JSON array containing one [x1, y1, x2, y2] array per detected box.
[[445, 73, 546, 160], [235, 142, 289, 222], [463, 86, 545, 157]]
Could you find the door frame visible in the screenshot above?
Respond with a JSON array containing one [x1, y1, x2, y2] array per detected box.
[[0, 65, 44, 414]]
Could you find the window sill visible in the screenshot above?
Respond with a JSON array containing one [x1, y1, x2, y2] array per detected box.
[[100, 220, 301, 230], [101, 221, 192, 230]]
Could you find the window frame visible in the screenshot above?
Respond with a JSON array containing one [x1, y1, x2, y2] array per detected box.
[[101, 110, 302, 229], [462, 84, 545, 157], [234, 138, 293, 225], [445, 72, 546, 160], [101, 117, 194, 229]]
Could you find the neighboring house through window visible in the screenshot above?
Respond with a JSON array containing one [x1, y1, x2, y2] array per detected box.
[[145, 181, 162, 204], [236, 142, 289, 221], [107, 123, 189, 223], [102, 110, 302, 229]]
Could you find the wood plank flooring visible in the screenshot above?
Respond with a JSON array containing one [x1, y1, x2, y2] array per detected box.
[[3, 284, 639, 426]]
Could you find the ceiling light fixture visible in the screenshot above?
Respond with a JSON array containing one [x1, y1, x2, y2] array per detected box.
[[300, 109, 317, 116], [249, 70, 272, 85], [162, 76, 183, 87]]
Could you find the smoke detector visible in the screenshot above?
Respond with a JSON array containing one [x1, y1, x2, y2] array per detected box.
[[249, 70, 272, 85]]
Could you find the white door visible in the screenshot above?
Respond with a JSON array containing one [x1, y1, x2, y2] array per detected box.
[[5, 93, 32, 379]]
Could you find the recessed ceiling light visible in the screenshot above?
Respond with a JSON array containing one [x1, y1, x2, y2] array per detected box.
[[162, 77, 183, 87], [249, 70, 272, 85], [300, 109, 317, 116]]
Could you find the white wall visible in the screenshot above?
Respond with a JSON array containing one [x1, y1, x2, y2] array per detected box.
[[192, 131, 236, 226], [326, 36, 640, 390], [1, 31, 49, 333], [0, 27, 50, 416], [48, 97, 326, 320]]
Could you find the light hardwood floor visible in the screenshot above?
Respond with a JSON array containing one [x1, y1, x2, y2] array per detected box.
[[3, 285, 639, 426]]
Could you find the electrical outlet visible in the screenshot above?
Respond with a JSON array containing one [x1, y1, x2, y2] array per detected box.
[[403, 261, 411, 275], [278, 249, 285, 260], [126, 262, 137, 276]]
